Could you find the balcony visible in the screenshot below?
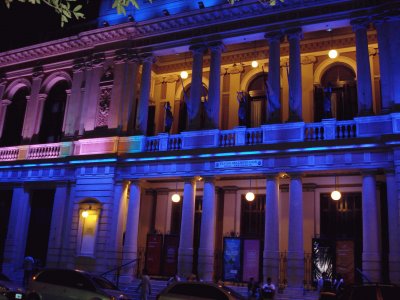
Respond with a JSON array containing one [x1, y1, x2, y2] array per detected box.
[[0, 114, 399, 162]]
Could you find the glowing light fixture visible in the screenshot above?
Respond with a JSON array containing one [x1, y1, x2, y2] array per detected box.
[[331, 176, 341, 201], [251, 60, 259, 68], [327, 28, 339, 59], [180, 70, 188, 79], [82, 210, 89, 218], [171, 181, 181, 203], [245, 178, 255, 201]]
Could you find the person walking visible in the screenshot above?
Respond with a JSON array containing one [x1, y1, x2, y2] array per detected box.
[[136, 269, 151, 300]]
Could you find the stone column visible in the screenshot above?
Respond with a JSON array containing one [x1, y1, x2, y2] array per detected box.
[[388, 16, 400, 111], [135, 53, 155, 135], [206, 42, 224, 129], [80, 53, 105, 133], [122, 180, 141, 280], [263, 175, 280, 283], [362, 172, 381, 282], [178, 177, 196, 277], [265, 32, 282, 123], [2, 187, 30, 277], [374, 18, 393, 113], [187, 45, 206, 130], [286, 29, 303, 122], [287, 174, 304, 287], [198, 177, 216, 281], [33, 93, 48, 137], [46, 184, 69, 266], [351, 19, 373, 116], [386, 170, 400, 284], [0, 99, 11, 138]]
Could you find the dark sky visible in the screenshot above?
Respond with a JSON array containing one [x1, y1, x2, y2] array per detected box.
[[0, 1, 100, 52]]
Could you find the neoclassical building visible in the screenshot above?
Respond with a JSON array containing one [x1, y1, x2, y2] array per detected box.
[[0, 0, 399, 293]]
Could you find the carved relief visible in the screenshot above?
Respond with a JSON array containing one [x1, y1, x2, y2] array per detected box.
[[96, 86, 111, 127]]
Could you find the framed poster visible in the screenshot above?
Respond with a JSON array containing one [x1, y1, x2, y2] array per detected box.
[[242, 239, 260, 282], [223, 237, 241, 282], [312, 238, 335, 283], [162, 235, 179, 276]]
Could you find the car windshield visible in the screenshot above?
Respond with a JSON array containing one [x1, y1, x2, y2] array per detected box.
[[91, 275, 119, 290]]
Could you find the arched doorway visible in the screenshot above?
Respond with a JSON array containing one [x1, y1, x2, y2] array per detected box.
[[247, 74, 268, 128], [178, 83, 208, 132], [1, 87, 29, 146], [38, 81, 68, 143], [314, 64, 357, 122]]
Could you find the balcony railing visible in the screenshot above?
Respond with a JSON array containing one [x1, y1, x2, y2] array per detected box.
[[0, 114, 398, 162]]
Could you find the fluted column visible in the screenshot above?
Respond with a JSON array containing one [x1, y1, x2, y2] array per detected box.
[[386, 170, 400, 284], [286, 29, 303, 122], [187, 45, 206, 130], [135, 53, 155, 135], [122, 180, 141, 279], [198, 177, 216, 281], [263, 175, 280, 283], [388, 16, 400, 110], [266, 32, 282, 123], [352, 19, 373, 116], [287, 174, 304, 287], [206, 42, 224, 129], [374, 18, 393, 113], [362, 172, 381, 282], [178, 177, 197, 277]]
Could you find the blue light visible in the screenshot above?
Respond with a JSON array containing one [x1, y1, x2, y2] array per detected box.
[[69, 158, 117, 164]]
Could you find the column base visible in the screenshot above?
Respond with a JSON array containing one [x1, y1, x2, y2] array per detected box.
[[197, 248, 214, 282], [263, 251, 280, 284], [389, 255, 400, 284], [286, 252, 304, 288], [362, 252, 381, 282], [178, 247, 193, 279]]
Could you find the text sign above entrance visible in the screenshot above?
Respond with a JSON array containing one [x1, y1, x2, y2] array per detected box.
[[215, 159, 262, 169]]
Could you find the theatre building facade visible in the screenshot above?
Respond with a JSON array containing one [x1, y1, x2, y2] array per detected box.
[[0, 0, 400, 290]]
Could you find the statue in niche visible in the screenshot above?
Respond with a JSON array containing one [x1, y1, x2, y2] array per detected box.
[[323, 82, 333, 119], [164, 101, 174, 133], [237, 91, 248, 126]]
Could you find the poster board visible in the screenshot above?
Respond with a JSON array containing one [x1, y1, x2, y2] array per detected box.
[[242, 239, 260, 282], [162, 235, 179, 276], [223, 237, 241, 282]]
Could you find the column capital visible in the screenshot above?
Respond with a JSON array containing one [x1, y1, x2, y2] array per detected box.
[[129, 179, 142, 186], [140, 53, 156, 64], [202, 176, 215, 184], [38, 93, 47, 101], [286, 28, 303, 41], [227, 63, 244, 74], [351, 18, 370, 31], [287, 172, 303, 179], [265, 173, 280, 180], [361, 169, 379, 176], [86, 53, 106, 69], [208, 42, 225, 53], [72, 58, 86, 73], [1, 99, 11, 106], [384, 169, 395, 175], [114, 48, 137, 64], [183, 176, 197, 185], [265, 31, 283, 42], [189, 44, 207, 54], [301, 55, 317, 65]]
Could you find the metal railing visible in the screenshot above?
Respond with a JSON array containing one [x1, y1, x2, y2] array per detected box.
[[100, 258, 139, 288]]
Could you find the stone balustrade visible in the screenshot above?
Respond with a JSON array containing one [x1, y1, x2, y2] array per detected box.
[[0, 114, 398, 162]]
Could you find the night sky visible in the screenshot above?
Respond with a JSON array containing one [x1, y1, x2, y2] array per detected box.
[[0, 1, 101, 52]]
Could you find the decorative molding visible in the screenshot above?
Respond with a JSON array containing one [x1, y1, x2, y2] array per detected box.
[[301, 55, 317, 65], [96, 87, 112, 127]]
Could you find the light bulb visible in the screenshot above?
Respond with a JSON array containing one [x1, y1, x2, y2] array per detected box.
[[82, 210, 89, 218], [251, 60, 258, 68], [180, 71, 188, 79], [245, 192, 255, 201], [171, 193, 181, 203], [331, 190, 341, 201], [328, 49, 338, 59]]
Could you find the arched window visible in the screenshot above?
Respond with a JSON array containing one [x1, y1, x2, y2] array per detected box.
[[314, 64, 357, 121], [38, 81, 68, 143], [247, 74, 268, 128], [1, 87, 29, 147]]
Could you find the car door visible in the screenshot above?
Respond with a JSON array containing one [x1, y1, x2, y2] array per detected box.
[[61, 271, 101, 300]]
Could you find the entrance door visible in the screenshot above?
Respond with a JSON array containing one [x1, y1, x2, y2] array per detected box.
[[25, 189, 55, 268], [320, 192, 362, 283], [0, 190, 12, 271]]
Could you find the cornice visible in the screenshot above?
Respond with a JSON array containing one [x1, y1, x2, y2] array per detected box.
[[0, 0, 389, 69]]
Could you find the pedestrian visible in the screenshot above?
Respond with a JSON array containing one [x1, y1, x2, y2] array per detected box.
[[23, 255, 35, 287], [247, 277, 258, 299], [136, 269, 151, 300], [260, 277, 275, 299], [164, 101, 173, 133]]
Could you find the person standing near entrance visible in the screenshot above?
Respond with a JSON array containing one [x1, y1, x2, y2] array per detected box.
[[136, 269, 151, 300], [260, 277, 276, 299], [23, 255, 35, 287]]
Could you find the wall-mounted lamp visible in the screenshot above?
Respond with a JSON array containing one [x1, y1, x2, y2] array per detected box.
[[251, 41, 259, 68], [162, 9, 170, 16], [327, 28, 339, 59], [331, 176, 341, 201], [180, 70, 188, 79], [82, 210, 89, 218]]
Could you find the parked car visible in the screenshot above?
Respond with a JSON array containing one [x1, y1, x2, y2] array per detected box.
[[338, 283, 400, 300], [25, 268, 129, 300], [156, 281, 246, 300], [0, 273, 25, 300]]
